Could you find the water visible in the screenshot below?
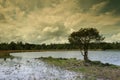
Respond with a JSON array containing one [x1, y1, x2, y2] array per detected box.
[[11, 51, 120, 66], [1, 51, 119, 80], [0, 58, 80, 80]]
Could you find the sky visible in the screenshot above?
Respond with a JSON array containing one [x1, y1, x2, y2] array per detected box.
[[0, 0, 120, 44]]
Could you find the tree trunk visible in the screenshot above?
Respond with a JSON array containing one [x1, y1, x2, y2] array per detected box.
[[84, 51, 89, 62]]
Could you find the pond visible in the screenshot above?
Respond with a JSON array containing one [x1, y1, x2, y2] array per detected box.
[[0, 51, 120, 80], [11, 51, 120, 66], [0, 58, 80, 80]]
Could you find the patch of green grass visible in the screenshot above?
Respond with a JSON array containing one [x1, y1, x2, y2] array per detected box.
[[40, 57, 120, 80]]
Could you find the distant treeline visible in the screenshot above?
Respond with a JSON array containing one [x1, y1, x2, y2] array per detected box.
[[0, 41, 120, 50]]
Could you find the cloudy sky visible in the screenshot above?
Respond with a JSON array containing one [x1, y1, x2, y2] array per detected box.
[[0, 0, 120, 44]]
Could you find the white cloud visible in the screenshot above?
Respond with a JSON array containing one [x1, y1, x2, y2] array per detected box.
[[105, 33, 120, 42], [0, 0, 120, 44]]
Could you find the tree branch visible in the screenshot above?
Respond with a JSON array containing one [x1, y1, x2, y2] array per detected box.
[[79, 46, 84, 56]]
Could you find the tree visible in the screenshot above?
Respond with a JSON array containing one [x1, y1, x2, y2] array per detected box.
[[69, 28, 104, 62], [9, 41, 16, 50]]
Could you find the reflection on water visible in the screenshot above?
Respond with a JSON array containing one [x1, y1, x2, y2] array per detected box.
[[0, 58, 81, 80], [11, 51, 120, 65]]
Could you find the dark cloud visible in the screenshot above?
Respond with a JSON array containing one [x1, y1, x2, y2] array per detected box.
[[77, 0, 104, 12], [100, 0, 120, 16], [77, 0, 120, 16]]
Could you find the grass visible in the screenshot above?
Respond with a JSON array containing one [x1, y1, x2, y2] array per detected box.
[[0, 50, 13, 58], [0, 50, 44, 58], [40, 57, 120, 80]]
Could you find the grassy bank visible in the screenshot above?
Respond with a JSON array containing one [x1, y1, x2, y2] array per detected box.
[[0, 50, 43, 58], [0, 50, 13, 58], [40, 57, 120, 80]]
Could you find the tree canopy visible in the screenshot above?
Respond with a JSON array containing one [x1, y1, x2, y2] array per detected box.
[[69, 28, 104, 62]]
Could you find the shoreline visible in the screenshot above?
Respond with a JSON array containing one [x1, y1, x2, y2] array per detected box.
[[1, 49, 120, 59], [0, 49, 120, 53], [0, 50, 120, 80], [40, 57, 120, 80]]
